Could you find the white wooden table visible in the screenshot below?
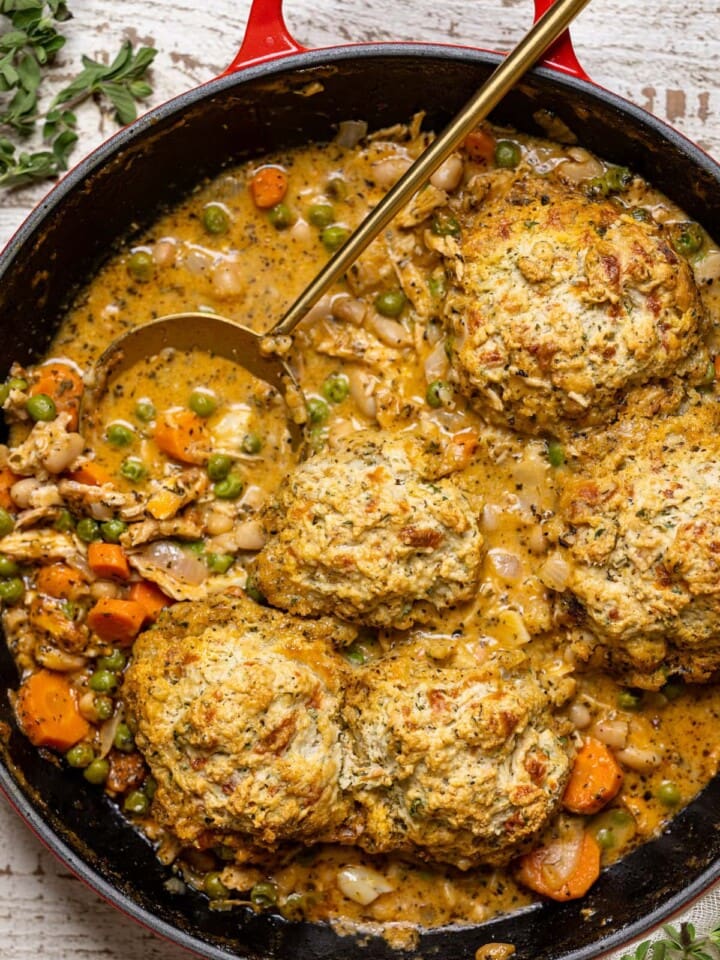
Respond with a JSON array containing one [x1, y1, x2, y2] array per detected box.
[[0, 2, 718, 957]]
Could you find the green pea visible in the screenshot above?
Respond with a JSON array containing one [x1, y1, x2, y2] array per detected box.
[[426, 379, 451, 409], [202, 203, 230, 235], [144, 775, 157, 800], [83, 757, 110, 785], [281, 892, 307, 921], [53, 509, 74, 533], [0, 577, 24, 604], [494, 140, 522, 169], [308, 202, 335, 228], [207, 453, 232, 481], [326, 176, 347, 201], [106, 422, 135, 447], [204, 872, 229, 900], [661, 679, 684, 701], [189, 389, 217, 418], [617, 689, 642, 711], [93, 695, 114, 720], [374, 289, 407, 318], [66, 742, 95, 769], [595, 827, 615, 850], [245, 576, 267, 606], [127, 250, 154, 282], [214, 474, 244, 500], [206, 552, 234, 574], [547, 440, 565, 468], [250, 881, 278, 907], [123, 789, 150, 815], [101, 519, 127, 543], [431, 213, 460, 238], [322, 373, 349, 404], [97, 649, 127, 673], [428, 275, 447, 300], [241, 432, 262, 455], [306, 396, 329, 425], [0, 383, 9, 406], [267, 202, 295, 230], [344, 643, 367, 666], [134, 399, 156, 422], [89, 669, 118, 693], [320, 224, 350, 251], [120, 457, 147, 483], [26, 393, 57, 422], [76, 518, 101, 543], [8, 377, 28, 392], [0, 555, 19, 578], [656, 780, 682, 807], [672, 222, 704, 258], [308, 424, 328, 452], [185, 539, 205, 557], [0, 508, 13, 538], [113, 722, 135, 753]]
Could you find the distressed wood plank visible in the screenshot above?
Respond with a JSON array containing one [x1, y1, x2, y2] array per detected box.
[[0, 1, 718, 957]]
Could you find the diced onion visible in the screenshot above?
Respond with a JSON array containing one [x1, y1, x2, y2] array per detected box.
[[538, 552, 570, 592], [138, 540, 207, 585], [336, 120, 367, 148]]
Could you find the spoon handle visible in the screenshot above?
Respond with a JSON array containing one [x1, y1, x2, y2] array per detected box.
[[270, 0, 590, 337]]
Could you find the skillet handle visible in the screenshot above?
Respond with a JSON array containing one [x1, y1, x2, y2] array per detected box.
[[223, 0, 305, 73], [532, 0, 590, 79], [223, 0, 591, 79]]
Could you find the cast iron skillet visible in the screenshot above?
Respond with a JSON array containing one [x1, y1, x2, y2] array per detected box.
[[1, 2, 720, 958]]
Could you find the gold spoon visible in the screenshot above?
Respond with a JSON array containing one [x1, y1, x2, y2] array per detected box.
[[85, 0, 590, 441]]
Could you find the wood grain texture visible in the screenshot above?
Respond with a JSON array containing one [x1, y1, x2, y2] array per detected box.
[[0, 1, 718, 958]]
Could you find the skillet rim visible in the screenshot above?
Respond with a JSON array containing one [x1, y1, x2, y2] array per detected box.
[[1, 40, 720, 960]]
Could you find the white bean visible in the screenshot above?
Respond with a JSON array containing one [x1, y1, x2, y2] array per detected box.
[[592, 718, 629, 749], [212, 261, 245, 300], [206, 509, 235, 536], [429, 153, 464, 192], [370, 156, 411, 189], [568, 702, 592, 730], [331, 295, 366, 326], [367, 312, 412, 347], [616, 745, 663, 772], [153, 239, 177, 267], [289, 219, 313, 243], [41, 431, 84, 474], [90, 579, 121, 599], [337, 865, 394, 905], [232, 520, 267, 551], [10, 477, 41, 509], [347, 366, 378, 419]]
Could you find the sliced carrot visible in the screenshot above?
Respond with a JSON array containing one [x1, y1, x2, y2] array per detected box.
[[249, 165, 288, 209], [67, 461, 113, 486], [463, 127, 497, 163], [29, 362, 84, 431], [0, 466, 20, 512], [154, 408, 207, 464], [86, 597, 146, 645], [15, 670, 90, 751], [516, 830, 601, 901], [128, 579, 174, 623], [35, 563, 87, 599], [562, 737, 624, 815], [87, 542, 131, 580]]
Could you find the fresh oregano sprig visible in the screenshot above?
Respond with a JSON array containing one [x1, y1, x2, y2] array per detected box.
[[0, 1, 156, 189], [620, 922, 720, 960]]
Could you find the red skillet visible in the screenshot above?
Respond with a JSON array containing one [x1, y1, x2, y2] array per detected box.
[[0, 2, 719, 958]]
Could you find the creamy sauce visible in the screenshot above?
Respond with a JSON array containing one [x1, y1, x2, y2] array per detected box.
[[4, 117, 720, 939]]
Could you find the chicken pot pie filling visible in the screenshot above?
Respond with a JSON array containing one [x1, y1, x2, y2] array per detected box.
[[2, 116, 720, 945]]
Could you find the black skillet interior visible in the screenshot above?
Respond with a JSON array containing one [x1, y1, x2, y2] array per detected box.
[[2, 45, 720, 960]]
